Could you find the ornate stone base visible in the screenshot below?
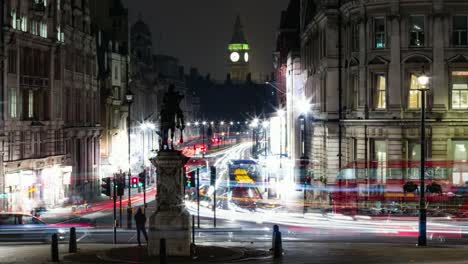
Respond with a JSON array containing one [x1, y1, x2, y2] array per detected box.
[[147, 150, 191, 257], [147, 208, 191, 256]]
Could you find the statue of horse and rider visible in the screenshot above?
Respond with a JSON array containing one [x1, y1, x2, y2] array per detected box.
[[159, 84, 185, 150]]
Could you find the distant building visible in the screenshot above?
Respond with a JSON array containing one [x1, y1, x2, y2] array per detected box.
[[227, 15, 250, 81]]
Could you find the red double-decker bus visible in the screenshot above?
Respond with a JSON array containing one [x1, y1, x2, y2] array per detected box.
[[331, 160, 468, 217]]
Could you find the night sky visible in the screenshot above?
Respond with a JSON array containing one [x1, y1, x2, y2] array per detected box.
[[123, 0, 290, 81]]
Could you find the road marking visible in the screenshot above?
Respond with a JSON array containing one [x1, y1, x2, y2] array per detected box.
[[128, 233, 136, 243], [77, 232, 88, 242]]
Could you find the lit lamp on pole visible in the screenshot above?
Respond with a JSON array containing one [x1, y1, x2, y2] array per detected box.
[[202, 121, 207, 157], [125, 89, 134, 229], [277, 109, 286, 169], [417, 73, 429, 247]]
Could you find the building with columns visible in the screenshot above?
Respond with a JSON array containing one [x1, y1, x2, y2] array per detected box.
[[300, 0, 468, 204], [0, 0, 100, 212]]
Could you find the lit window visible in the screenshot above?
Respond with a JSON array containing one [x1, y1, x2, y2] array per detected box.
[[21, 16, 27, 32], [9, 89, 16, 118], [453, 16, 468, 46], [374, 18, 385, 49], [31, 20, 38, 35], [408, 74, 423, 109], [11, 10, 17, 29], [372, 140, 387, 183], [375, 74, 386, 109], [409, 16, 425, 47], [40, 22, 47, 38], [28, 90, 34, 118], [57, 25, 64, 42], [452, 71, 468, 109]]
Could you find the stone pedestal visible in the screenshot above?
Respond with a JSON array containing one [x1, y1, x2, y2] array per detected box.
[[148, 150, 191, 256]]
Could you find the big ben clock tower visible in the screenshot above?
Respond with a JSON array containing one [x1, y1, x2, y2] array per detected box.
[[228, 15, 250, 81]]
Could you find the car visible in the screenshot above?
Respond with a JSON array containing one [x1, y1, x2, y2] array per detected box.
[[0, 213, 66, 242], [31, 207, 48, 218]]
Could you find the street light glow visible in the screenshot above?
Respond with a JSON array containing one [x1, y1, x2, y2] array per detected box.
[[277, 109, 285, 117], [297, 98, 312, 114], [220, 121, 225, 125], [195, 121, 199, 126], [202, 121, 207, 126], [418, 74, 429, 87]]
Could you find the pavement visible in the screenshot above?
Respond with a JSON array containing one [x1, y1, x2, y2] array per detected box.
[[4, 241, 468, 263]]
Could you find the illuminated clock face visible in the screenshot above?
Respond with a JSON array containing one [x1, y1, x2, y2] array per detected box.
[[230, 52, 240, 62], [244, 52, 249, 62]]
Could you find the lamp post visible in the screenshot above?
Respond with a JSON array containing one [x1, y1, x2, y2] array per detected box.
[[202, 121, 207, 157], [125, 89, 134, 229], [278, 109, 285, 169], [417, 73, 429, 247]]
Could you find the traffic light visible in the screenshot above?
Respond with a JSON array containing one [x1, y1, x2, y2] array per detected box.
[[101, 177, 111, 196], [210, 166, 216, 186], [131, 177, 138, 188], [138, 171, 146, 187], [186, 171, 195, 188], [116, 177, 125, 196]]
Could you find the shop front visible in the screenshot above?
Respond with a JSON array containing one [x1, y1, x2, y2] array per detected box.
[[3, 156, 71, 213]]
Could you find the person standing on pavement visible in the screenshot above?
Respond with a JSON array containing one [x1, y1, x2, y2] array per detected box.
[[134, 207, 148, 246]]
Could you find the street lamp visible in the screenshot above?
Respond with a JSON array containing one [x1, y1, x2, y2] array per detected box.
[[417, 73, 429, 247], [277, 109, 285, 168], [125, 89, 134, 229], [202, 121, 207, 157]]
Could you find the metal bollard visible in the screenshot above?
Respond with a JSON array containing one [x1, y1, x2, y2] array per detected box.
[[51, 233, 59, 262], [272, 225, 282, 258], [160, 238, 167, 264], [69, 227, 77, 253], [192, 215, 195, 245]]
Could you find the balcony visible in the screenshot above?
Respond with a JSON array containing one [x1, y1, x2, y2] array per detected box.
[[31, 0, 46, 15], [20, 75, 49, 89]]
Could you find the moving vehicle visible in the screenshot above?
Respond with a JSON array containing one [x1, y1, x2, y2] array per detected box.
[[331, 160, 468, 217], [185, 158, 210, 184], [0, 213, 66, 242], [227, 159, 262, 209]]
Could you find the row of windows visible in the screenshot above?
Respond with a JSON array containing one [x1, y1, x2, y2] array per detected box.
[[346, 139, 468, 183], [347, 70, 468, 110], [347, 15, 468, 51]]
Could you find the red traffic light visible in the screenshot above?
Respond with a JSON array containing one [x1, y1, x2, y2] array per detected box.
[[131, 177, 138, 184]]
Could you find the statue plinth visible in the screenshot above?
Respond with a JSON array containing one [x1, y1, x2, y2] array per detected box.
[[148, 150, 191, 256]]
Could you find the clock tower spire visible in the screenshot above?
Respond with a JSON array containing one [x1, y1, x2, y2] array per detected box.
[[227, 15, 250, 81]]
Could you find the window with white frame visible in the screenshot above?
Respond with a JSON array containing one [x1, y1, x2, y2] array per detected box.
[[28, 90, 34, 118], [409, 16, 425, 47], [40, 22, 47, 38], [408, 73, 423, 109], [11, 9, 17, 29], [9, 89, 17, 119], [374, 17, 386, 49], [21, 16, 27, 32], [374, 73, 386, 109], [451, 71, 468, 109], [453, 16, 468, 46], [372, 140, 387, 183]]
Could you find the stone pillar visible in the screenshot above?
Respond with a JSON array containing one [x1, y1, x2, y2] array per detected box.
[[148, 150, 190, 257]]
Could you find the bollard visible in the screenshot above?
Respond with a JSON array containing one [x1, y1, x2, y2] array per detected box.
[[69, 227, 77, 253], [192, 215, 195, 245], [272, 225, 282, 258], [51, 233, 59, 262], [160, 238, 167, 264]]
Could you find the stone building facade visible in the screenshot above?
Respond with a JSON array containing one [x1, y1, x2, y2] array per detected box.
[[0, 0, 100, 212], [92, 0, 130, 179], [301, 0, 468, 190]]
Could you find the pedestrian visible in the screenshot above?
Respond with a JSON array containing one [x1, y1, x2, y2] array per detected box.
[[134, 207, 148, 246]]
